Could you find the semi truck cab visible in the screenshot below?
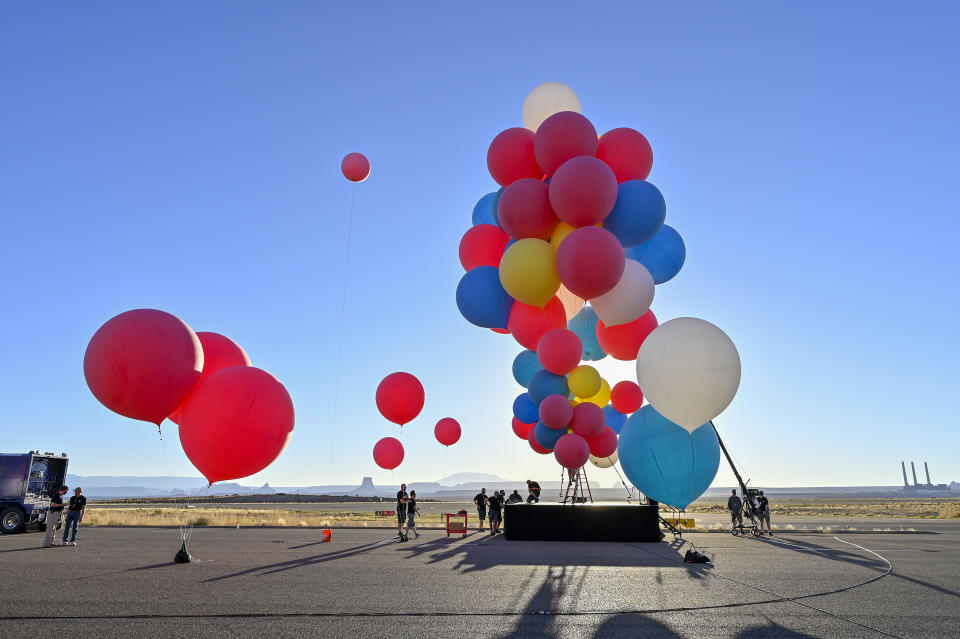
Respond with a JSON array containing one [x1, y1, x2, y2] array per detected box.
[[0, 452, 70, 534]]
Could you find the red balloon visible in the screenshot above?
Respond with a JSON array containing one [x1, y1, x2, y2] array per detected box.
[[168, 332, 251, 425], [528, 426, 551, 454], [497, 178, 558, 241], [491, 327, 511, 335], [556, 227, 625, 299], [571, 402, 605, 439], [341, 152, 370, 182], [539, 394, 573, 430], [596, 128, 653, 183], [595, 310, 659, 361], [376, 372, 425, 426], [435, 418, 462, 446], [537, 328, 583, 375], [84, 309, 203, 426], [548, 156, 618, 227], [513, 417, 534, 440], [459, 224, 510, 270], [554, 433, 591, 469], [179, 367, 295, 484], [534, 111, 599, 176], [508, 297, 566, 350], [487, 128, 543, 187], [588, 425, 618, 458], [373, 436, 404, 470], [610, 381, 644, 414]]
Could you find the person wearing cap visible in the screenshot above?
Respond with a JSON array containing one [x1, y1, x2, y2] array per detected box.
[[727, 489, 742, 528], [756, 490, 772, 535], [62, 487, 86, 546], [43, 485, 68, 548]]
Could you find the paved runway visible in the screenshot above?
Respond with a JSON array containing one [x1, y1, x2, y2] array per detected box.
[[1, 522, 958, 638]]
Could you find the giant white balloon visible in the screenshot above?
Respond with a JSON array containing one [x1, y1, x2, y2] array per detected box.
[[635, 317, 740, 432], [522, 82, 582, 132], [589, 259, 655, 326], [589, 450, 618, 468]]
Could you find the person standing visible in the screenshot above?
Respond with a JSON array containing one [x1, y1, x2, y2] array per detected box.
[[43, 485, 68, 548], [526, 479, 541, 503], [756, 490, 772, 536], [473, 488, 487, 532], [396, 483, 409, 540], [487, 490, 503, 534], [727, 489, 742, 528], [405, 490, 421, 539], [62, 487, 86, 546]]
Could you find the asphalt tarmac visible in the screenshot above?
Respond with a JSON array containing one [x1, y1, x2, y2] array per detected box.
[[1, 520, 958, 638]]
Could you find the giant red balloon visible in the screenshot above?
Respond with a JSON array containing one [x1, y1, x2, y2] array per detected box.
[[459, 224, 510, 271], [548, 156, 618, 227], [595, 310, 659, 361], [341, 152, 370, 182], [596, 128, 653, 183], [528, 426, 551, 454], [534, 111, 599, 176], [539, 394, 573, 430], [376, 372, 425, 426], [554, 433, 591, 469], [84, 309, 203, 426], [508, 297, 566, 350], [556, 227, 625, 299], [487, 128, 543, 187], [373, 436, 404, 470], [571, 402, 605, 439], [435, 418, 461, 446], [610, 381, 644, 414], [178, 366, 295, 484], [168, 332, 251, 425], [536, 328, 583, 375], [497, 178, 558, 241], [513, 417, 534, 440], [588, 425, 618, 458]]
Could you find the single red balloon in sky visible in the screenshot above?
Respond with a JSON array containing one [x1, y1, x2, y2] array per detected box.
[[571, 402, 605, 439], [168, 331, 251, 425], [178, 366, 295, 484], [459, 224, 510, 270], [596, 128, 653, 183], [373, 437, 404, 470], [513, 417, 534, 440], [83, 309, 203, 426], [539, 394, 573, 430], [595, 310, 659, 361], [376, 372, 425, 426], [508, 298, 567, 350], [497, 178, 558, 241], [534, 111, 599, 176], [528, 426, 552, 454], [536, 328, 583, 375], [556, 226, 625, 299], [548, 156, 618, 227], [487, 127, 543, 187], [554, 433, 591, 469], [434, 418, 462, 446], [588, 425, 618, 458], [610, 381, 644, 414], [341, 152, 370, 182]]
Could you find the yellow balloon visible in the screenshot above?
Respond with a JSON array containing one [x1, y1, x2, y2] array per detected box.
[[498, 238, 560, 307], [579, 378, 611, 407], [550, 222, 576, 251], [567, 365, 601, 398]]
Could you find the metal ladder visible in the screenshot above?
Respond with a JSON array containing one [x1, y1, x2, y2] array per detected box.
[[562, 466, 594, 504]]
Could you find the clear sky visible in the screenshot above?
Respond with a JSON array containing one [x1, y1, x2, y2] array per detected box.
[[2, 2, 958, 489]]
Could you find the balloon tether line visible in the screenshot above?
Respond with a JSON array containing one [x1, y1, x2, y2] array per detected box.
[[156, 427, 192, 549]]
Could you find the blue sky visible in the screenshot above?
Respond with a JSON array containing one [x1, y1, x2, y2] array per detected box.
[[1, 2, 958, 489]]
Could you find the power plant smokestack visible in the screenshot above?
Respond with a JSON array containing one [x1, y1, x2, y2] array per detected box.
[[902, 461, 909, 487], [925, 462, 932, 486], [911, 461, 919, 486]]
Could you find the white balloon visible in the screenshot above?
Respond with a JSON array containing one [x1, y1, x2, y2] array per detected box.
[[589, 450, 618, 468], [590, 259, 655, 327], [522, 82, 582, 132], [635, 317, 741, 432]]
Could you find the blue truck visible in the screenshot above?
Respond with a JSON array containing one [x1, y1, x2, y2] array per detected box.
[[0, 452, 70, 534]]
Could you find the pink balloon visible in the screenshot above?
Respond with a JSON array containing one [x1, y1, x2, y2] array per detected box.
[[497, 178, 558, 241], [373, 436, 404, 470], [513, 417, 534, 440], [554, 433, 591, 469], [341, 153, 370, 182], [534, 111, 599, 176], [376, 372, 425, 426], [548, 156, 618, 227], [434, 418, 461, 446], [168, 331, 251, 425], [536, 328, 583, 375], [528, 425, 552, 454], [571, 402, 605, 439], [556, 227, 625, 299], [588, 426, 618, 458], [539, 394, 573, 430]]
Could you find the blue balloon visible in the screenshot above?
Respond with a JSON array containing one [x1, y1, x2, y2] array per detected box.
[[625, 224, 686, 285], [491, 187, 505, 226], [567, 307, 606, 361], [527, 370, 569, 406], [617, 406, 719, 510], [512, 393, 539, 424], [603, 405, 628, 434], [534, 420, 564, 450], [604, 180, 666, 247], [471, 192, 498, 226], [455, 266, 513, 329], [512, 350, 543, 388]]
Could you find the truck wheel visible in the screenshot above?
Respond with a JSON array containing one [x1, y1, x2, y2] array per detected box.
[[1, 506, 25, 534]]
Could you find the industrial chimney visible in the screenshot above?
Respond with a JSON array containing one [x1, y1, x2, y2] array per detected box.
[[911, 461, 919, 486], [924, 462, 932, 486], [901, 461, 909, 487]]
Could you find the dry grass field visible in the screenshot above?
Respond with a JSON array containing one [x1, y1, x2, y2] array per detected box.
[[687, 498, 960, 519]]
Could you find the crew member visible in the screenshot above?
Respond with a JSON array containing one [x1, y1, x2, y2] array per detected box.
[[396, 483, 408, 540], [728, 488, 742, 528], [506, 489, 523, 504], [43, 485, 68, 548], [526, 479, 541, 503], [62, 487, 86, 546], [405, 490, 421, 539], [756, 490, 772, 536], [487, 490, 504, 534], [473, 488, 487, 532]]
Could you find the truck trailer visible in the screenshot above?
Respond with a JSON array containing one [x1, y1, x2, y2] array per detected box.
[[0, 452, 69, 534]]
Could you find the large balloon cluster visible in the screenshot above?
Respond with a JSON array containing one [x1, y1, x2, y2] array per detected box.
[[84, 309, 294, 485], [456, 83, 742, 509]]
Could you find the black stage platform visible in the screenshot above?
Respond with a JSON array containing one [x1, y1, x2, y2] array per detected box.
[[503, 502, 662, 542]]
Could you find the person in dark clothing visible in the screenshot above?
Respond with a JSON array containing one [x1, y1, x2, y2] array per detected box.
[[473, 488, 487, 531], [506, 489, 522, 504], [43, 485, 68, 548], [405, 490, 421, 539], [487, 491, 504, 534], [728, 489, 743, 527], [756, 490, 772, 535], [396, 484, 408, 539], [526, 479, 541, 503], [62, 487, 86, 546]]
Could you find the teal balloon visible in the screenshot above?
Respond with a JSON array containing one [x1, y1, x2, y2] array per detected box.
[[472, 192, 498, 226], [534, 420, 563, 450], [603, 405, 627, 434], [512, 350, 543, 388], [567, 307, 606, 361], [617, 406, 719, 510], [527, 370, 569, 406], [625, 224, 685, 284]]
